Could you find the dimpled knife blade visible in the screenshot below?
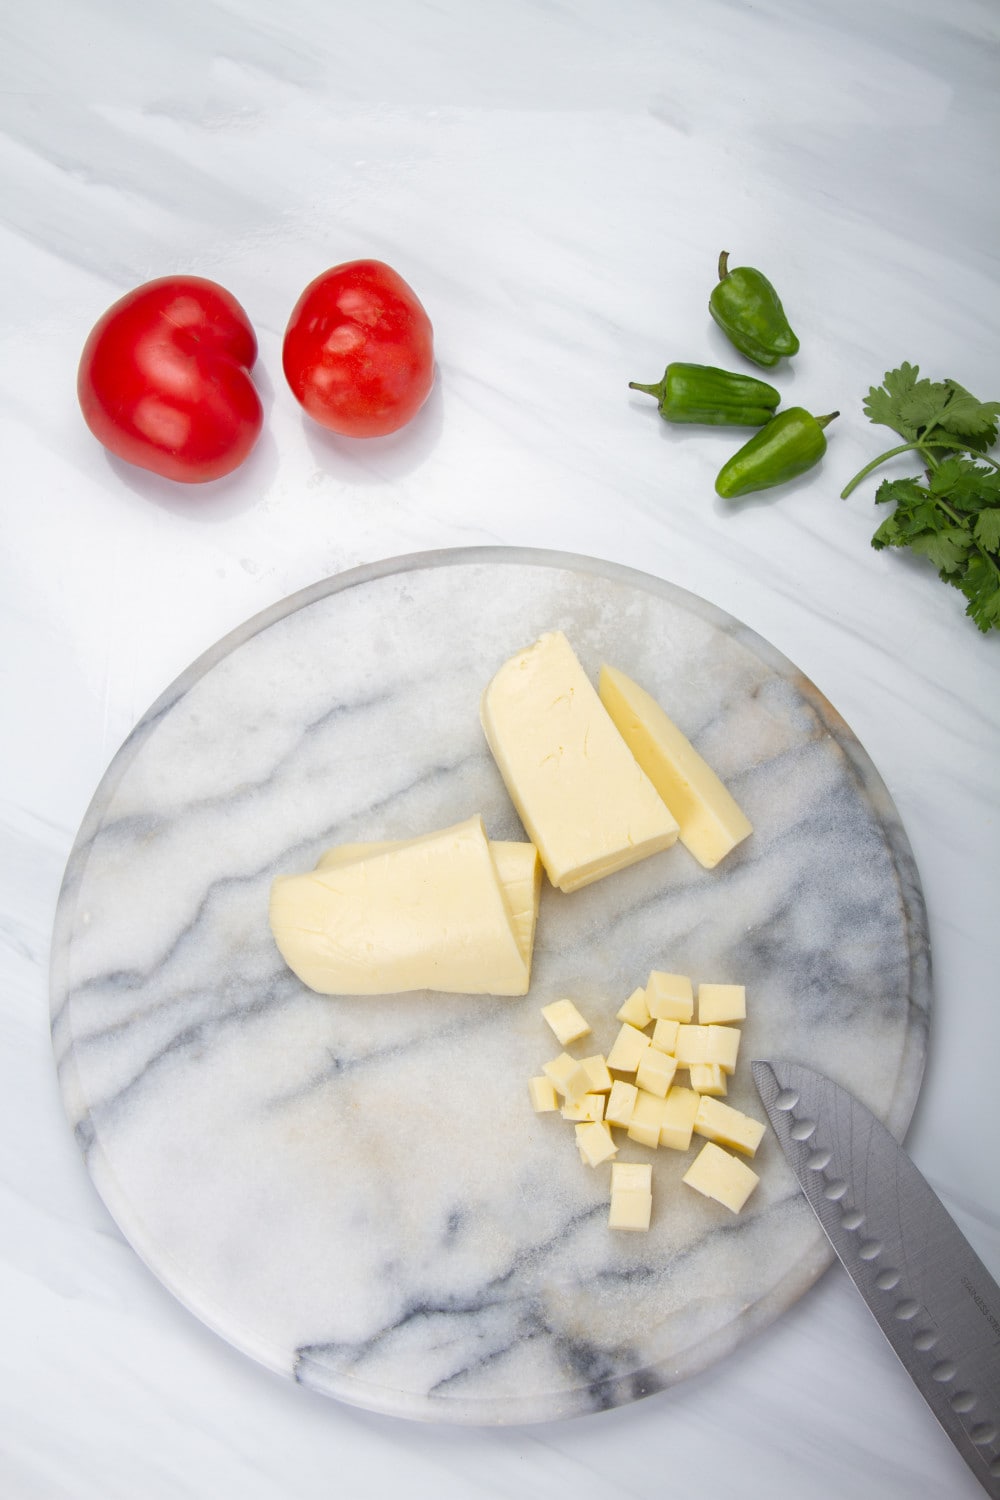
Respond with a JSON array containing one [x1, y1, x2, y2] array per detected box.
[[753, 1059, 1000, 1498]]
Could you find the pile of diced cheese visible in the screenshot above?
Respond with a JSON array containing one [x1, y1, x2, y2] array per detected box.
[[529, 974, 765, 1229]]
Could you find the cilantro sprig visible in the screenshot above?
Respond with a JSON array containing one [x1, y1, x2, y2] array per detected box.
[[840, 364, 1000, 633]]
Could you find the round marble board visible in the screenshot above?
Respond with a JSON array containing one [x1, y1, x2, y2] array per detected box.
[[50, 547, 930, 1425]]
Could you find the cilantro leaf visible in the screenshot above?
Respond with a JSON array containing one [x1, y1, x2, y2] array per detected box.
[[952, 556, 1000, 632], [897, 378, 954, 437], [974, 508, 1000, 552], [936, 382, 1000, 448], [844, 363, 1000, 631], [928, 456, 995, 510], [909, 527, 971, 574], [862, 362, 923, 438], [867, 456, 1000, 632]]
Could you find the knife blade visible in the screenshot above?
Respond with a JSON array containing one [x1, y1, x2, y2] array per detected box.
[[752, 1059, 1000, 1497]]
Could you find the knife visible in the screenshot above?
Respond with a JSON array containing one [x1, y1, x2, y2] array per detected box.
[[752, 1059, 1000, 1497]]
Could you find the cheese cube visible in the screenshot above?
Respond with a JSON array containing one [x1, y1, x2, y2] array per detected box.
[[528, 1076, 559, 1112], [606, 1022, 651, 1074], [542, 1052, 592, 1103], [481, 632, 679, 893], [658, 1086, 700, 1150], [693, 1096, 766, 1157], [611, 1161, 652, 1194], [616, 986, 651, 1027], [635, 1047, 677, 1099], [704, 1024, 741, 1075], [683, 1141, 759, 1213], [609, 1189, 652, 1231], [605, 1079, 639, 1128], [650, 1017, 679, 1055], [579, 1054, 613, 1093], [688, 1062, 727, 1097], [674, 1024, 711, 1066], [541, 998, 592, 1046], [598, 664, 753, 869], [576, 1120, 618, 1167], [627, 1089, 668, 1148], [561, 1093, 606, 1122], [697, 983, 746, 1025], [645, 971, 694, 1021]]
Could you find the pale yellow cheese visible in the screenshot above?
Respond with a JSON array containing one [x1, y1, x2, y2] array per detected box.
[[608, 1189, 652, 1231], [611, 1162, 652, 1194], [605, 1079, 639, 1127], [599, 664, 753, 869], [697, 982, 746, 1025], [316, 836, 541, 975], [627, 1089, 669, 1147], [561, 1093, 606, 1122], [683, 1141, 759, 1213], [269, 815, 531, 995], [489, 840, 543, 969], [704, 1024, 741, 1076], [674, 1024, 711, 1066], [541, 998, 591, 1046], [616, 986, 651, 1027], [606, 1022, 651, 1074], [658, 1086, 700, 1150], [645, 971, 694, 1021], [650, 1017, 679, 1055], [692, 1096, 766, 1158], [528, 1076, 559, 1112], [579, 1054, 613, 1093], [481, 632, 679, 892], [635, 1046, 677, 1099], [542, 1052, 592, 1103], [576, 1120, 618, 1167], [688, 1062, 728, 1097]]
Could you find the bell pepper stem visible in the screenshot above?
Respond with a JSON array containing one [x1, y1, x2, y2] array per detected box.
[[816, 411, 839, 429], [628, 381, 662, 397], [717, 250, 730, 282]]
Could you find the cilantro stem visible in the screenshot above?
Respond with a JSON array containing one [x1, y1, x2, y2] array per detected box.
[[840, 441, 923, 499], [916, 434, 1000, 470], [840, 433, 1000, 499]]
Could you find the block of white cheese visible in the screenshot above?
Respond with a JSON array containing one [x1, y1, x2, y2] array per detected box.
[[316, 835, 541, 977], [481, 631, 679, 892], [269, 815, 534, 995], [598, 664, 752, 869]]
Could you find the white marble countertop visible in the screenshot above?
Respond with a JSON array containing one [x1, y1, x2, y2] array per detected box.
[[3, 1, 998, 1495]]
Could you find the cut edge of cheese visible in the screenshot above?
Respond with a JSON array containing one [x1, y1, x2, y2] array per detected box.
[[598, 663, 752, 870], [480, 631, 679, 892], [269, 814, 531, 996], [313, 832, 541, 976]]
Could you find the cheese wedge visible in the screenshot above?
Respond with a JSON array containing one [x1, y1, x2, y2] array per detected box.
[[270, 815, 532, 995], [315, 835, 541, 976], [481, 632, 679, 892], [598, 664, 752, 869]]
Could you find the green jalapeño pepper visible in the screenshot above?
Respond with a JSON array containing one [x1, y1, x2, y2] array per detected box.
[[629, 362, 780, 427], [709, 251, 799, 368], [715, 407, 838, 498]]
